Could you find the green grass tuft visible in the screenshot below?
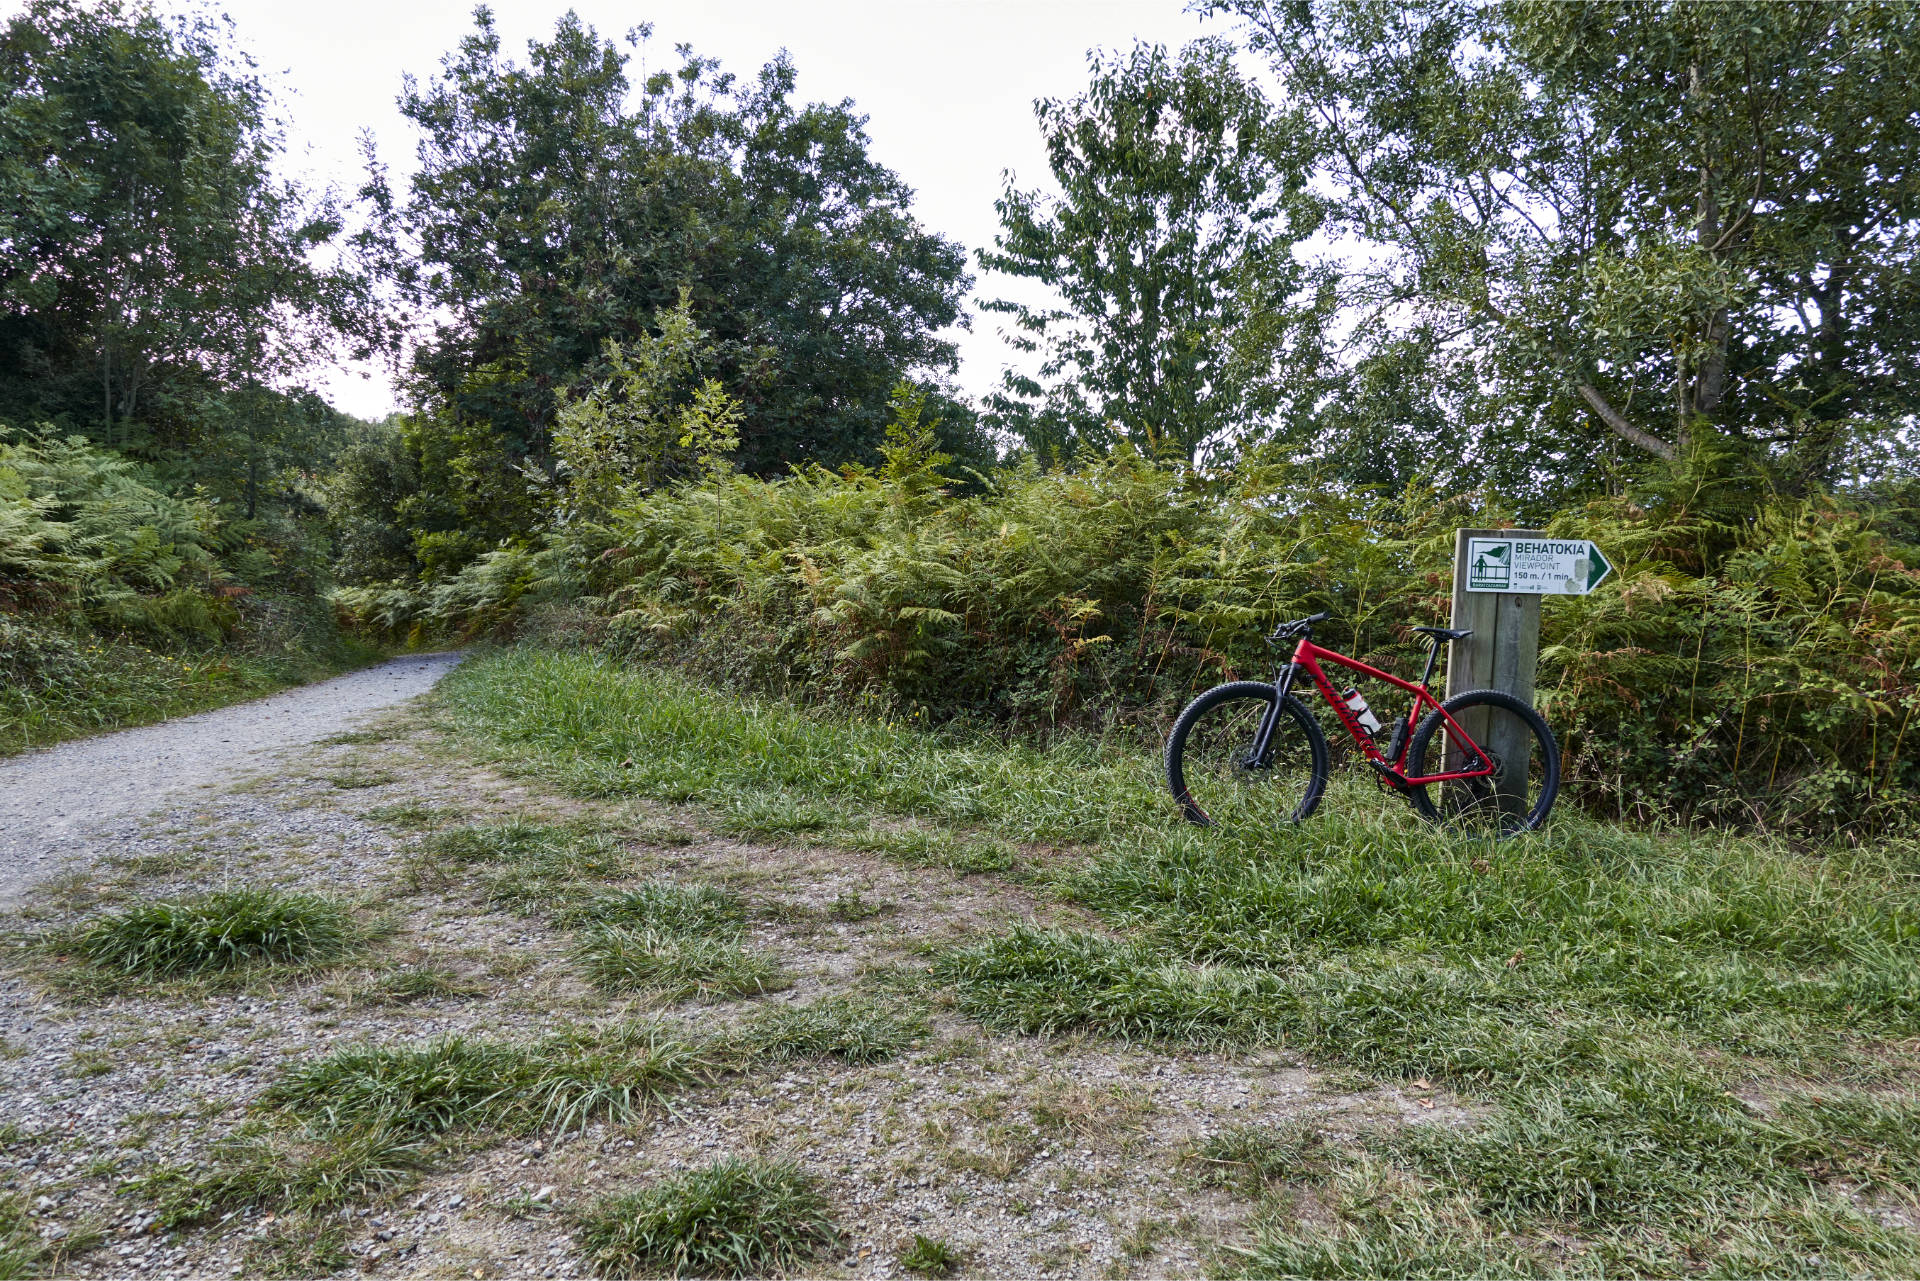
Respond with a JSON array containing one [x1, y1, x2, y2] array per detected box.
[[361, 801, 457, 830], [326, 768, 398, 789], [522, 1023, 714, 1133], [56, 888, 357, 981], [740, 996, 925, 1065], [575, 1158, 838, 1278], [404, 820, 626, 909], [362, 964, 486, 1004], [898, 1233, 962, 1277], [573, 926, 785, 1002], [262, 1036, 525, 1137], [242, 1214, 353, 1278], [1196, 1122, 1334, 1195], [0, 1192, 51, 1280], [261, 1025, 711, 1139], [137, 1122, 429, 1228]]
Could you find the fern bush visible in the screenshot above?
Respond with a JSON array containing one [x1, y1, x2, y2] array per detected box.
[[387, 402, 1920, 837], [1, 428, 380, 752]]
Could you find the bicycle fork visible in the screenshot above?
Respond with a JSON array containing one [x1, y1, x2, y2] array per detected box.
[[1244, 663, 1301, 768]]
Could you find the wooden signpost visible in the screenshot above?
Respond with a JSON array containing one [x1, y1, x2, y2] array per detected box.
[[1446, 529, 1612, 805]]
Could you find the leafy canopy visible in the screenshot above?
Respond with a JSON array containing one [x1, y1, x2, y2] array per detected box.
[[372, 7, 973, 572], [982, 39, 1329, 465], [1215, 0, 1920, 506], [0, 0, 377, 474]]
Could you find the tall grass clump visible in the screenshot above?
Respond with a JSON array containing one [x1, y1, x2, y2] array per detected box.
[[740, 996, 926, 1065], [260, 1025, 710, 1138], [575, 1158, 838, 1278], [139, 1122, 430, 1228], [57, 889, 358, 982], [141, 1023, 714, 1230], [573, 927, 785, 1002]]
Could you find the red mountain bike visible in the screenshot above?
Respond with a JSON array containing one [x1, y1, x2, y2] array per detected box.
[[1166, 611, 1560, 836]]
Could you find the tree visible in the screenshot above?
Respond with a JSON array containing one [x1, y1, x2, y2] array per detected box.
[[374, 8, 971, 570], [980, 39, 1329, 465], [0, 0, 378, 482], [1217, 0, 1920, 504]]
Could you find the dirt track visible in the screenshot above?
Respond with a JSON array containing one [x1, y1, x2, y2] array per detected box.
[[0, 651, 463, 908]]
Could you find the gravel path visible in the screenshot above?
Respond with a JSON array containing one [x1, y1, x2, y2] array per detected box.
[[0, 651, 464, 908]]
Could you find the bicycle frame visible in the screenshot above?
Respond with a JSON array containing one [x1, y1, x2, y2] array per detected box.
[[1256, 635, 1497, 787]]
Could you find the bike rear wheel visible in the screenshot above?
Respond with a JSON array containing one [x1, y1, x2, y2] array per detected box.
[[1166, 681, 1329, 826], [1404, 688, 1559, 836]]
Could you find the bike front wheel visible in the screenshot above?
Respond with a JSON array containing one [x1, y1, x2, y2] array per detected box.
[[1166, 681, 1329, 827], [1404, 688, 1560, 836]]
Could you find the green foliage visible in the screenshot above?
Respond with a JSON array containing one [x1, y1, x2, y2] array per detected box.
[[1217, 0, 1920, 500], [1, 432, 228, 635], [1196, 1122, 1334, 1194], [572, 926, 785, 1002], [403, 820, 627, 910], [440, 432, 1919, 835], [139, 1122, 429, 1228], [575, 1158, 838, 1279], [261, 1025, 710, 1138], [0, 1192, 59, 1279], [441, 642, 1920, 1271], [0, 0, 378, 471], [982, 39, 1325, 464], [898, 1233, 962, 1278], [559, 883, 747, 935], [552, 293, 743, 517], [0, 428, 383, 752], [241, 1215, 353, 1279], [324, 417, 419, 586], [360, 964, 484, 1004], [57, 888, 357, 980], [369, 10, 970, 573], [436, 649, 1159, 847]]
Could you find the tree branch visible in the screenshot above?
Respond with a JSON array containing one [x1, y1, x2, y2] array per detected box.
[[1578, 382, 1677, 460]]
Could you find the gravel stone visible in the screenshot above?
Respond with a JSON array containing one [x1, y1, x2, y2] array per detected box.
[[0, 652, 463, 907]]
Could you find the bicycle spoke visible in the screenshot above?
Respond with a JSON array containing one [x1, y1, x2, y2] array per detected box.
[[1167, 685, 1327, 826]]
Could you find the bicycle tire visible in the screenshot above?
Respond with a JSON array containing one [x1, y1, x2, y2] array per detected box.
[[1166, 681, 1330, 826], [1404, 688, 1560, 836]]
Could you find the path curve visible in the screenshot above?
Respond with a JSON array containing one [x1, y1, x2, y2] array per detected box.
[[0, 651, 465, 908]]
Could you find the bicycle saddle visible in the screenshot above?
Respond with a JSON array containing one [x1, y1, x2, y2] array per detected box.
[[1412, 625, 1473, 641]]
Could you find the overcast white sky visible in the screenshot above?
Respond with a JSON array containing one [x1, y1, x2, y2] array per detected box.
[[119, 0, 1233, 418]]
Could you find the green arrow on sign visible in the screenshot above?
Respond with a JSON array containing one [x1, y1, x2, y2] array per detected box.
[[1586, 543, 1613, 592]]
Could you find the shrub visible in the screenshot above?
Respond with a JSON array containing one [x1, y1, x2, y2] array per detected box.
[[420, 435, 1920, 836]]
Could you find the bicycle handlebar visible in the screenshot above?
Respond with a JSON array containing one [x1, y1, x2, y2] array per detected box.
[[1268, 610, 1332, 642]]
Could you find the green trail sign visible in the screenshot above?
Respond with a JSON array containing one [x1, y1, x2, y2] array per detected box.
[[1465, 537, 1612, 595]]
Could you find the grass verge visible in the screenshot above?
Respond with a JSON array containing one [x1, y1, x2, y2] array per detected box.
[[0, 627, 387, 758], [437, 647, 1920, 1273]]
